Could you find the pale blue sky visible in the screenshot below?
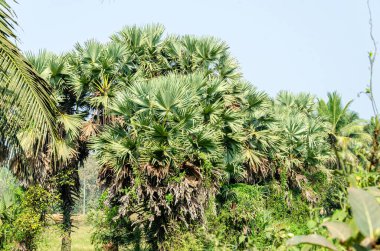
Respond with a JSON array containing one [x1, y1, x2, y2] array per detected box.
[[11, 0, 380, 118]]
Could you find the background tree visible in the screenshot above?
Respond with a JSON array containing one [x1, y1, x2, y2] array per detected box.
[[318, 92, 371, 173], [77, 156, 102, 215]]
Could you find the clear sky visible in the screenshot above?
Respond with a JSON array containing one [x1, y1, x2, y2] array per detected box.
[[10, 0, 380, 119]]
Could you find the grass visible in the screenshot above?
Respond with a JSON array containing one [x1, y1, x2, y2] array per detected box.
[[38, 215, 94, 251]]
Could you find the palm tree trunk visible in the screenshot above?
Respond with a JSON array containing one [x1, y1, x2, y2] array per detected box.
[[61, 234, 71, 251], [332, 144, 344, 172], [61, 185, 72, 251], [82, 178, 86, 215]]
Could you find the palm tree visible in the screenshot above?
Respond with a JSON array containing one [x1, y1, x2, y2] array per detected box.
[[0, 0, 58, 169], [26, 50, 85, 251], [51, 25, 255, 250], [110, 24, 167, 79], [68, 40, 128, 126], [318, 92, 371, 173], [163, 34, 241, 80], [67, 24, 242, 132], [109, 24, 241, 81], [269, 91, 333, 202], [91, 72, 257, 249], [239, 85, 276, 183]]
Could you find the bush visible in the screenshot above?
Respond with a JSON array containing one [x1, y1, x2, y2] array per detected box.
[[89, 191, 147, 251], [0, 185, 58, 250]]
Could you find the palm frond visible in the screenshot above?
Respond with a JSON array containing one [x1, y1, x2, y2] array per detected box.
[[0, 0, 58, 162]]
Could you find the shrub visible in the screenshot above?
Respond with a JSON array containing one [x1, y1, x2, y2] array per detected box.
[[0, 185, 58, 250]]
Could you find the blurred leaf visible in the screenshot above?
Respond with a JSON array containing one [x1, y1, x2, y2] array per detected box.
[[366, 187, 380, 198], [331, 209, 348, 221], [307, 220, 317, 229], [322, 222, 353, 242], [286, 234, 337, 251], [348, 188, 380, 240]]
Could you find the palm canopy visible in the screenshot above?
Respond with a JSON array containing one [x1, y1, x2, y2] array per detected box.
[[0, 0, 58, 169], [2, 49, 83, 185], [318, 91, 356, 133], [92, 73, 223, 247], [318, 91, 371, 170], [91, 71, 269, 247], [268, 91, 333, 202], [66, 24, 242, 130]]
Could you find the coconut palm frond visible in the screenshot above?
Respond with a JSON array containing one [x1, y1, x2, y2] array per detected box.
[[0, 0, 58, 160]]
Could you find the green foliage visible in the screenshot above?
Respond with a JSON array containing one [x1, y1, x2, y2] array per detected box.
[[0, 184, 59, 250], [88, 192, 147, 251], [348, 188, 380, 241], [209, 184, 266, 250], [2, 18, 379, 251], [84, 25, 374, 250], [177, 183, 324, 250], [288, 187, 380, 250], [0, 0, 59, 171]]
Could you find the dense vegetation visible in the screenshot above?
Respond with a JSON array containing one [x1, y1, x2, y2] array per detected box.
[[0, 1, 379, 250]]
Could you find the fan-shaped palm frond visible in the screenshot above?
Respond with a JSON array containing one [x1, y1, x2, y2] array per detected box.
[[268, 92, 334, 199], [92, 72, 250, 248]]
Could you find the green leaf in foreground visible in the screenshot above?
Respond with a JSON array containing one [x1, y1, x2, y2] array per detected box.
[[322, 222, 353, 242], [366, 187, 380, 198], [348, 187, 380, 240], [286, 234, 337, 251]]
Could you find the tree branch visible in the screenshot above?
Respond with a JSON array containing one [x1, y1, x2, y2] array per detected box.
[[367, 0, 379, 117]]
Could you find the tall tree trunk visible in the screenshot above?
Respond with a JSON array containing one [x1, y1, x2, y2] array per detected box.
[[82, 177, 86, 215], [333, 144, 347, 173], [61, 184, 73, 251], [61, 234, 71, 251], [57, 166, 80, 251]]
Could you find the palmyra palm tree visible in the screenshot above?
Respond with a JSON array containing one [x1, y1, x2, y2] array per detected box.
[[91, 72, 254, 249], [26, 50, 87, 251], [40, 24, 242, 250], [86, 26, 317, 249], [270, 91, 333, 202]]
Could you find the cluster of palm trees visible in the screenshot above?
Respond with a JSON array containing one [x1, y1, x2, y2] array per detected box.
[[1, 1, 378, 250], [0, 20, 245, 249]]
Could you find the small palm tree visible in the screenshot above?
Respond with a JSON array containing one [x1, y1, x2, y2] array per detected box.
[[318, 92, 371, 173], [270, 91, 333, 202]]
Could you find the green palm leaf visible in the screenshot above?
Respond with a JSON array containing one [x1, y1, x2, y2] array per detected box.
[[0, 0, 58, 158]]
